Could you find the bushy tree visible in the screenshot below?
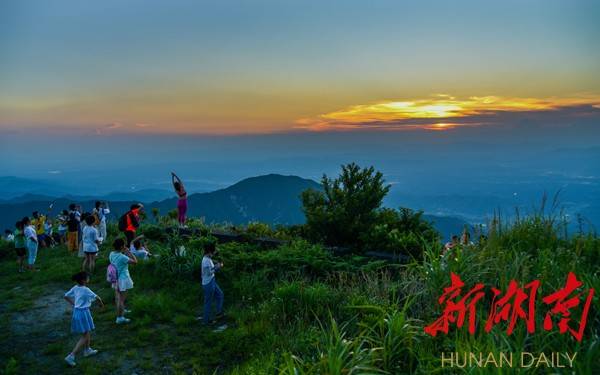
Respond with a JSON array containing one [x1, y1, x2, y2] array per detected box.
[[361, 207, 439, 259], [301, 163, 390, 249], [302, 163, 439, 257]]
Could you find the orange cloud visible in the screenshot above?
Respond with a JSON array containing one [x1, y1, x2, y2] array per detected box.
[[296, 95, 600, 131]]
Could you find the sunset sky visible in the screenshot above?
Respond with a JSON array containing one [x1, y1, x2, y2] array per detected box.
[[1, 0, 599, 135]]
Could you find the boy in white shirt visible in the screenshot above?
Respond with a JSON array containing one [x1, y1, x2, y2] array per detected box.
[[201, 243, 224, 325]]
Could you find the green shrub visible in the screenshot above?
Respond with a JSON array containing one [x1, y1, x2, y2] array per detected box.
[[301, 163, 438, 258], [140, 224, 168, 242], [301, 163, 390, 250], [361, 208, 439, 260], [154, 233, 203, 276], [3, 357, 18, 375], [245, 222, 273, 238]]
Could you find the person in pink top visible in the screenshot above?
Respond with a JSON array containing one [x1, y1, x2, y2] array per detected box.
[[171, 172, 188, 228]]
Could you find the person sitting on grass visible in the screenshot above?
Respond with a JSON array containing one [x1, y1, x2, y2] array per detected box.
[[129, 235, 152, 260], [64, 271, 104, 367], [109, 238, 137, 324], [14, 220, 26, 273], [200, 242, 224, 325], [82, 215, 102, 273], [23, 217, 39, 271]]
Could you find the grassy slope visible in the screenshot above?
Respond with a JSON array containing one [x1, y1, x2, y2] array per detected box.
[[0, 245, 224, 374], [1, 217, 600, 374]]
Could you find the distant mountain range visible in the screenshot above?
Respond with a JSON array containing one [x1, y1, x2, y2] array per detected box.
[[0, 176, 68, 199], [0, 177, 174, 203], [0, 174, 468, 239], [0, 190, 174, 205]]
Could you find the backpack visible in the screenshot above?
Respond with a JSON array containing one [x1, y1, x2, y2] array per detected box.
[[67, 212, 79, 231], [118, 213, 128, 231], [92, 211, 101, 226], [106, 263, 118, 284]]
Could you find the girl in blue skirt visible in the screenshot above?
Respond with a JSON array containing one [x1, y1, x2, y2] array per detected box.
[[63, 272, 104, 367]]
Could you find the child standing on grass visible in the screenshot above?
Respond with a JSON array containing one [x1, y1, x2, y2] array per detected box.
[[201, 242, 224, 325], [14, 220, 26, 273], [64, 271, 104, 367], [109, 238, 137, 324], [23, 217, 38, 271], [82, 215, 102, 273]]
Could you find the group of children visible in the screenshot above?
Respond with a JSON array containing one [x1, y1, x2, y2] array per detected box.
[[6, 173, 226, 367], [62, 202, 110, 254], [7, 208, 59, 272], [62, 236, 138, 366], [6, 201, 113, 273], [61, 235, 224, 367]]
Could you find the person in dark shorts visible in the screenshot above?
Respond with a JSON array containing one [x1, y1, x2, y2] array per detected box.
[[14, 220, 26, 273]]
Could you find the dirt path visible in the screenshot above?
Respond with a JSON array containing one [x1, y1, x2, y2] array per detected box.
[[5, 285, 183, 374]]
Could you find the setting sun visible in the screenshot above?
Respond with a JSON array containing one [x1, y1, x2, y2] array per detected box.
[[296, 95, 600, 131]]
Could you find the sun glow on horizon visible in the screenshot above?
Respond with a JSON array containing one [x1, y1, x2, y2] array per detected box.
[[295, 95, 600, 132]]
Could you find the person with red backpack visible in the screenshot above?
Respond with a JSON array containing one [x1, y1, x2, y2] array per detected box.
[[118, 204, 143, 246]]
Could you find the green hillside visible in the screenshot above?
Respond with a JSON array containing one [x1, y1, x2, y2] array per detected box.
[[1, 213, 598, 374]]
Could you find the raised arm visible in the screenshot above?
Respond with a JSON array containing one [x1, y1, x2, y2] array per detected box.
[[125, 249, 138, 264], [131, 234, 145, 244], [172, 172, 185, 188]]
